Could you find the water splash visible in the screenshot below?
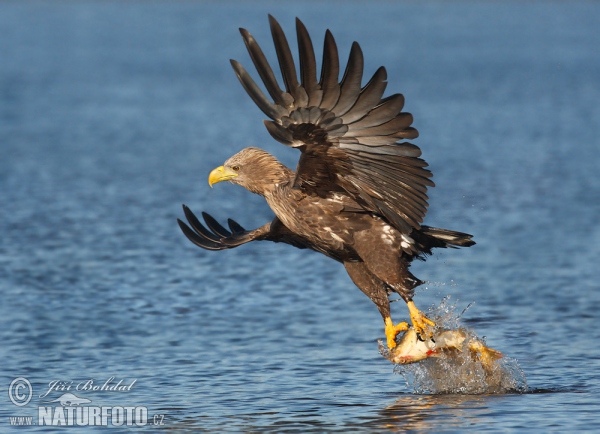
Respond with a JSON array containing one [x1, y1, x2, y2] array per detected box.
[[384, 296, 528, 395]]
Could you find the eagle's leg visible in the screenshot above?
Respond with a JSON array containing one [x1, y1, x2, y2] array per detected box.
[[382, 261, 435, 338], [344, 261, 408, 349], [407, 300, 435, 338], [350, 232, 438, 341]]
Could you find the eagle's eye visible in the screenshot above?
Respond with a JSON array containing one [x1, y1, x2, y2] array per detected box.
[[232, 165, 240, 172]]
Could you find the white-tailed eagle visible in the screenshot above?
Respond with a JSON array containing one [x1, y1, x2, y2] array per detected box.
[[178, 16, 474, 349]]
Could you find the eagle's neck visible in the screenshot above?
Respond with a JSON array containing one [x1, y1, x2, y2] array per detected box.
[[264, 182, 301, 231], [247, 157, 294, 197]]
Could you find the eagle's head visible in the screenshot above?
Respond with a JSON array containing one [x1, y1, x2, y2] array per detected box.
[[208, 147, 293, 195]]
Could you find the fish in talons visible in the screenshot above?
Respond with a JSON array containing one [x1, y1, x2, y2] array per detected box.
[[381, 327, 503, 370]]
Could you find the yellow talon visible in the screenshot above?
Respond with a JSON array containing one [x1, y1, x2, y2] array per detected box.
[[384, 316, 409, 349], [407, 301, 435, 338]]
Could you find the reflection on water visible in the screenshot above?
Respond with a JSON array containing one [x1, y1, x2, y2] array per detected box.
[[377, 394, 494, 432]]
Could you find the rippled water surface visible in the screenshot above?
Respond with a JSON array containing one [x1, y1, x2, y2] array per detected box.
[[1, 1, 599, 431]]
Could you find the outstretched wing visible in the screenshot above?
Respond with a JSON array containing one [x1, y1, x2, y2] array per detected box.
[[177, 205, 311, 251], [231, 15, 434, 233]]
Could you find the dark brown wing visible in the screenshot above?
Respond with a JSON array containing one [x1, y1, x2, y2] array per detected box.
[[177, 205, 310, 251], [230, 15, 434, 233]]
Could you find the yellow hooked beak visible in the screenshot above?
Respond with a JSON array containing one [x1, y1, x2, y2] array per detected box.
[[208, 165, 238, 187]]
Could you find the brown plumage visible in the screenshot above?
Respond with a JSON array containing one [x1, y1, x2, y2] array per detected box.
[[178, 16, 475, 349]]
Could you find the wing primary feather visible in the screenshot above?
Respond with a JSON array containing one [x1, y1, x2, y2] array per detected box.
[[344, 113, 414, 137], [269, 15, 308, 107], [230, 59, 287, 120], [182, 206, 223, 242], [332, 41, 364, 116], [319, 29, 340, 110], [201, 211, 232, 238], [177, 219, 224, 250], [392, 127, 419, 140], [295, 17, 322, 107], [228, 219, 246, 233], [346, 93, 406, 131], [239, 28, 292, 108], [341, 66, 388, 124]]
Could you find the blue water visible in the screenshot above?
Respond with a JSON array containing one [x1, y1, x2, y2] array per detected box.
[[1, 1, 599, 431]]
